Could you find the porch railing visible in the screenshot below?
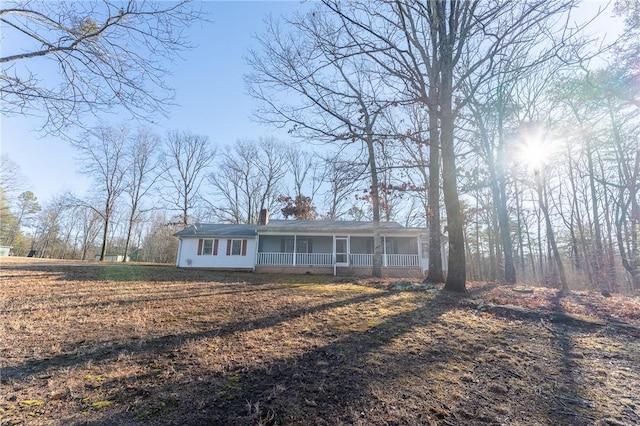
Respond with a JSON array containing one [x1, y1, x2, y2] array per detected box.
[[350, 254, 419, 267], [257, 252, 420, 268], [257, 252, 293, 265], [350, 253, 373, 267], [386, 254, 420, 267], [257, 252, 333, 266], [296, 252, 333, 266]]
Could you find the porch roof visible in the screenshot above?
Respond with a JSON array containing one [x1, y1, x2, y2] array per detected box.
[[257, 220, 424, 236]]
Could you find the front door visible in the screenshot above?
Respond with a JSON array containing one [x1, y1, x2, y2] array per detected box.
[[335, 237, 349, 266]]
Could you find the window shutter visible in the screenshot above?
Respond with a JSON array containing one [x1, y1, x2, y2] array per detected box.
[[213, 239, 219, 255], [241, 239, 247, 256], [197, 239, 203, 255], [226, 239, 231, 256], [308, 239, 313, 253]]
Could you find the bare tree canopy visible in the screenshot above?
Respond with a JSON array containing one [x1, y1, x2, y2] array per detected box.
[[208, 138, 287, 224], [160, 130, 216, 227], [0, 155, 26, 200], [0, 0, 201, 135], [72, 124, 130, 260]]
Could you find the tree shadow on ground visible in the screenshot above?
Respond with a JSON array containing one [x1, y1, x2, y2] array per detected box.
[[2, 262, 335, 284], [2, 281, 333, 316], [77, 291, 458, 425], [545, 293, 597, 424], [1, 291, 390, 383], [4, 270, 638, 426]]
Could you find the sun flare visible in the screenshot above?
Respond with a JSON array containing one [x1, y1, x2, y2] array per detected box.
[[518, 139, 552, 172]]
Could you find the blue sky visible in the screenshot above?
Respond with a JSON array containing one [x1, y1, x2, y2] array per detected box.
[[1, 1, 311, 201], [0, 0, 621, 204]]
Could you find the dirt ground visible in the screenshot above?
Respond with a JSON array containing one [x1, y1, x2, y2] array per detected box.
[[1, 257, 639, 425]]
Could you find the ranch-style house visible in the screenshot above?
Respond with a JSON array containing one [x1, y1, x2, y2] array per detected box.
[[174, 212, 438, 277]]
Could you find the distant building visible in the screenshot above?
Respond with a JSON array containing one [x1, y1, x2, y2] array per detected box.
[[95, 254, 130, 262]]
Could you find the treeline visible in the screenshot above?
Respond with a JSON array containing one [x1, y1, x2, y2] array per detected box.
[[0, 136, 386, 264], [243, 0, 639, 293]]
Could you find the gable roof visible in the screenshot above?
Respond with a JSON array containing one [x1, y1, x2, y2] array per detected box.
[[174, 223, 258, 238], [259, 220, 416, 233], [174, 220, 425, 238]]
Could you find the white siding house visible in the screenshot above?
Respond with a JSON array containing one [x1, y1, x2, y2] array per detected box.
[[174, 218, 436, 277], [175, 224, 257, 270]]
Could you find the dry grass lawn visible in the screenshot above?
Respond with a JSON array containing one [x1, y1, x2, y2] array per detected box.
[[1, 257, 639, 425]]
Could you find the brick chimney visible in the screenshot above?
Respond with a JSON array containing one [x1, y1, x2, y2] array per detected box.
[[259, 209, 270, 225]]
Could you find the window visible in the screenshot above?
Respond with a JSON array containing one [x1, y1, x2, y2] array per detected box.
[[203, 239, 213, 255], [197, 238, 218, 256], [231, 239, 242, 256], [227, 239, 247, 256]]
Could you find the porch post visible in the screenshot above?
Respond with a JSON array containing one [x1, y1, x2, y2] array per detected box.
[[332, 235, 336, 275], [383, 235, 387, 267], [293, 234, 297, 266], [255, 234, 260, 269]]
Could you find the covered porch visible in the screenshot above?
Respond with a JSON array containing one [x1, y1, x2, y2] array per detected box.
[[256, 234, 421, 270]]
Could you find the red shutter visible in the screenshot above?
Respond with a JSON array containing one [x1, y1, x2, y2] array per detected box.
[[241, 239, 247, 256], [226, 239, 231, 255], [197, 239, 203, 255], [213, 239, 219, 255]]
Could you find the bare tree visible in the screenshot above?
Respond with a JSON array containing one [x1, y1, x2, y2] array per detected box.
[[1, 1, 201, 136], [73, 124, 129, 261], [253, 138, 289, 218], [285, 147, 324, 201], [0, 155, 26, 199], [208, 138, 287, 224], [321, 155, 364, 220], [31, 192, 73, 258], [0, 156, 26, 249], [613, 0, 640, 108], [140, 211, 180, 263], [463, 58, 564, 284], [160, 130, 216, 228], [75, 204, 102, 260], [321, 0, 584, 292], [534, 166, 569, 292], [122, 128, 160, 261], [6, 191, 40, 247], [247, 9, 394, 276]]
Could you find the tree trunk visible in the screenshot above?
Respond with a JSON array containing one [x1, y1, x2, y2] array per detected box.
[[497, 174, 516, 284], [536, 173, 568, 292], [586, 139, 606, 290], [99, 216, 109, 261], [367, 135, 383, 278], [123, 210, 135, 263], [183, 182, 189, 227], [514, 183, 527, 277], [491, 117, 516, 284], [487, 219, 497, 281], [425, 107, 444, 283], [440, 80, 466, 292]]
